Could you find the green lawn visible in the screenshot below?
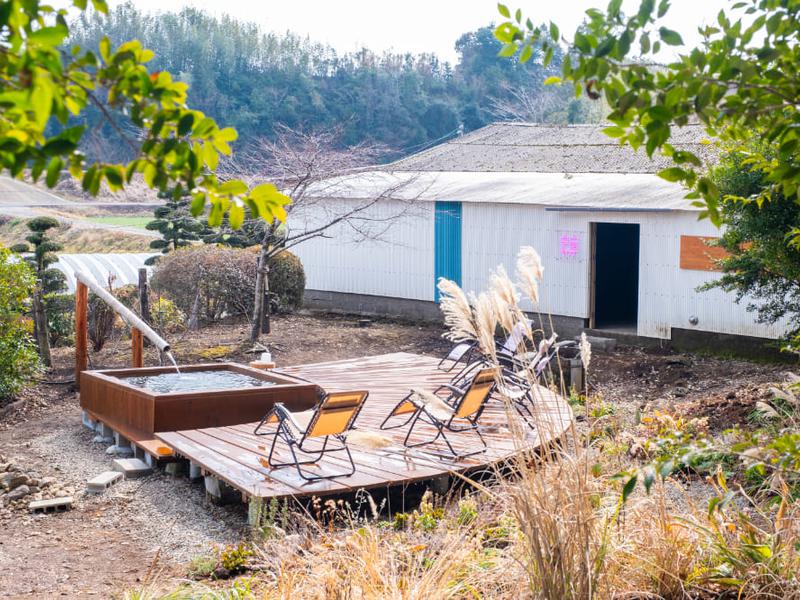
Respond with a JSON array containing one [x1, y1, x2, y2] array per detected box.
[[84, 216, 151, 229]]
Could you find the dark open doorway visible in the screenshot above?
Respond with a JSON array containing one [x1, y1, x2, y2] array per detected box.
[[591, 222, 640, 331]]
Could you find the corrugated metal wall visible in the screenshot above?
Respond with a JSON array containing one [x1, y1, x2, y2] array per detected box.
[[293, 199, 436, 302], [295, 199, 787, 340], [461, 204, 787, 340]]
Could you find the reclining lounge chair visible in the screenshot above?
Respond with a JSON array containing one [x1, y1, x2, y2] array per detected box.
[[254, 390, 368, 481], [379, 367, 498, 459]]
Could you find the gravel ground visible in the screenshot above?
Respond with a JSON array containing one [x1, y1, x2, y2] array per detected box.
[[0, 401, 245, 597]]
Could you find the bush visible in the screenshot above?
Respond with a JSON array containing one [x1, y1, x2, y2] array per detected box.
[[0, 245, 41, 400], [151, 245, 257, 324], [151, 246, 306, 325], [149, 296, 186, 335], [88, 292, 117, 352], [268, 250, 305, 312], [45, 293, 74, 347]]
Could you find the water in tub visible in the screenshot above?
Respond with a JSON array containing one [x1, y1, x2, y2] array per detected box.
[[123, 370, 275, 393]]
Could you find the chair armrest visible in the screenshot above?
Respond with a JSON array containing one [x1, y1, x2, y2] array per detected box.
[[272, 402, 307, 435]]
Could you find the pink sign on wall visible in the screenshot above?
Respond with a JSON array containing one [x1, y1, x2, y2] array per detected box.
[[559, 232, 581, 258]]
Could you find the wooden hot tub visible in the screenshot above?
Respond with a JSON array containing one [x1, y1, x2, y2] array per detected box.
[[79, 363, 320, 434]]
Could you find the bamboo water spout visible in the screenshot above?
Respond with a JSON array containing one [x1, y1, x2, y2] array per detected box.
[[74, 271, 171, 387], [75, 271, 170, 353]]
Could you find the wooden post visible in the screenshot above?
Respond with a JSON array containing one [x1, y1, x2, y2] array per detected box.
[[131, 328, 143, 368], [138, 268, 151, 325], [75, 281, 88, 388]]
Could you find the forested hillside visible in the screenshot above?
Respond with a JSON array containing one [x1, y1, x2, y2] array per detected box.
[[68, 3, 602, 163]]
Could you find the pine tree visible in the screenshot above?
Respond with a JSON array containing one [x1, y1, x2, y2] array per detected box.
[[12, 217, 67, 366], [145, 191, 206, 264]]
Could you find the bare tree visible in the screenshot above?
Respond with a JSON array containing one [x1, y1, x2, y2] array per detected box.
[[218, 124, 423, 342], [488, 82, 565, 123], [489, 82, 608, 124]]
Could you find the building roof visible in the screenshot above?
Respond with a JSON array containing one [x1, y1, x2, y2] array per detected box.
[[305, 170, 699, 212], [53, 253, 157, 293], [389, 122, 715, 174]]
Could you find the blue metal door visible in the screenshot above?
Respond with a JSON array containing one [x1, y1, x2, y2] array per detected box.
[[434, 201, 462, 301]]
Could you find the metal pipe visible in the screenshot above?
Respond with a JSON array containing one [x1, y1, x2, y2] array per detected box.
[[74, 271, 171, 354]]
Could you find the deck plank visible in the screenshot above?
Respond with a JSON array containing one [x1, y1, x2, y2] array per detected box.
[[156, 352, 573, 500]]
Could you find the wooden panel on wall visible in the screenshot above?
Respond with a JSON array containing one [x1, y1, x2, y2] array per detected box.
[[679, 235, 729, 271]]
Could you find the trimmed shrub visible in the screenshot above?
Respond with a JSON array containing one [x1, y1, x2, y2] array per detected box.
[[45, 293, 75, 347], [268, 250, 306, 312]]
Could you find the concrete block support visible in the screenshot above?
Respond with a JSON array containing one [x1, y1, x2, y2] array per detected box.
[[112, 458, 152, 479], [95, 422, 114, 438], [189, 462, 203, 481], [81, 411, 96, 431], [248, 497, 264, 528], [204, 475, 239, 505], [429, 475, 450, 496], [569, 358, 585, 394], [87, 471, 123, 493], [113, 431, 131, 448], [165, 460, 188, 477]]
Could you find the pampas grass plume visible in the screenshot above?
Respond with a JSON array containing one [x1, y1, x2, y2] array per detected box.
[[437, 277, 476, 342], [516, 247, 543, 304]]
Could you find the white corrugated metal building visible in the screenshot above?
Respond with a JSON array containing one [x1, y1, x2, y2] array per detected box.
[[292, 123, 786, 345]]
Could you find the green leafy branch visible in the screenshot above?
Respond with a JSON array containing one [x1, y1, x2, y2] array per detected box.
[[0, 0, 289, 227], [495, 0, 800, 235]]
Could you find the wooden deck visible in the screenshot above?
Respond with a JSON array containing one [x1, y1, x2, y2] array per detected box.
[[156, 352, 573, 501]]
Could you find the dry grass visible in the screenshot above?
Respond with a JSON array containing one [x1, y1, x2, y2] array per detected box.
[[0, 215, 153, 253]]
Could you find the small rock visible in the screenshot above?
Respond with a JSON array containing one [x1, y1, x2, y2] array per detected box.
[[665, 355, 692, 366], [0, 473, 28, 491], [106, 445, 134, 457], [5, 485, 30, 502]]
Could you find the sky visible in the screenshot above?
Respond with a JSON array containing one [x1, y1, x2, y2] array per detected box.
[[108, 0, 731, 63]]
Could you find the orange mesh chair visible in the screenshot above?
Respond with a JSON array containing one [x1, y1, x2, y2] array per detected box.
[[380, 368, 498, 459], [254, 390, 368, 481]]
